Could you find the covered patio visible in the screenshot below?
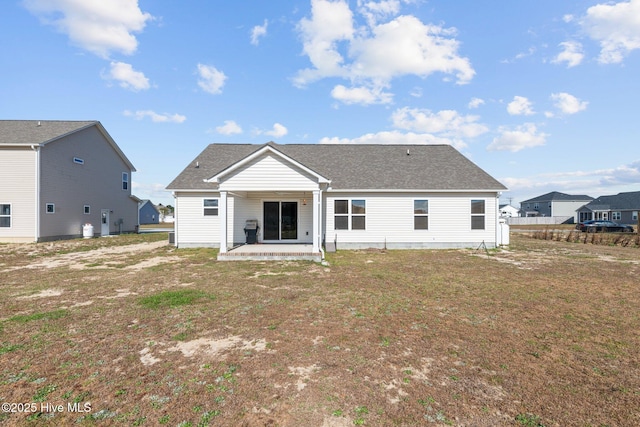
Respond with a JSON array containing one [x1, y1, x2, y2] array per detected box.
[[217, 243, 322, 262]]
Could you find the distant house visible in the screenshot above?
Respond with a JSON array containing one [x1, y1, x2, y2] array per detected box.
[[166, 142, 507, 253], [138, 200, 160, 225], [520, 191, 593, 222], [499, 204, 519, 218], [0, 120, 138, 242], [576, 191, 640, 225]]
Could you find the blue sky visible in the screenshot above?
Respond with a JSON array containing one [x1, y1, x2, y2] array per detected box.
[[2, 0, 640, 207]]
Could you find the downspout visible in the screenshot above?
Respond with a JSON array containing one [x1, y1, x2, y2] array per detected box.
[[318, 187, 325, 260], [31, 145, 40, 242]]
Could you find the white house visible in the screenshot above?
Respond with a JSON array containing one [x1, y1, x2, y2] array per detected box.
[[0, 120, 138, 242], [166, 142, 507, 258], [499, 204, 520, 218]]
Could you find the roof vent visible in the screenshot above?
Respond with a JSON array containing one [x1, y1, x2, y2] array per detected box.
[[195, 161, 200, 168], [406, 149, 410, 156], [37, 121, 41, 127]]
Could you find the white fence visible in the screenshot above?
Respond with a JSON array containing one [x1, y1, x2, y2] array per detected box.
[[506, 216, 573, 225]]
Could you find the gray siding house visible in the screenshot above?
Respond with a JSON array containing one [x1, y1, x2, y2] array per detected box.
[[576, 191, 640, 225], [0, 120, 138, 242], [138, 200, 160, 225], [520, 191, 593, 222], [167, 142, 507, 254]]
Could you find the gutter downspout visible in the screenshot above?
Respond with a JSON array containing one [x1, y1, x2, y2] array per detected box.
[[31, 145, 40, 242], [318, 187, 325, 261]]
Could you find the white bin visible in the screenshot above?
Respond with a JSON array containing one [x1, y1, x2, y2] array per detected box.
[[82, 223, 94, 239]]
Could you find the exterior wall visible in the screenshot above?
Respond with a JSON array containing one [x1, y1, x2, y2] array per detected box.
[[552, 201, 589, 221], [139, 202, 159, 224], [38, 126, 137, 240], [325, 192, 500, 249], [0, 148, 37, 242], [219, 153, 319, 192], [174, 192, 221, 247]]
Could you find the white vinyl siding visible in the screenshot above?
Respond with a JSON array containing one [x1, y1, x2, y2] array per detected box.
[[326, 192, 498, 248], [220, 153, 318, 192], [0, 149, 37, 241], [174, 192, 224, 247]]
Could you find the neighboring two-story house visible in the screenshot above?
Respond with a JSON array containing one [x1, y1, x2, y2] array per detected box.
[[0, 120, 138, 242], [520, 191, 593, 222]]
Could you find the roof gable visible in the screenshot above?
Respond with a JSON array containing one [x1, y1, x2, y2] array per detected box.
[[167, 143, 507, 192], [0, 120, 135, 171], [521, 191, 593, 203]]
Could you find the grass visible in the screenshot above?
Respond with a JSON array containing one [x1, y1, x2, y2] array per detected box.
[[0, 232, 638, 425]]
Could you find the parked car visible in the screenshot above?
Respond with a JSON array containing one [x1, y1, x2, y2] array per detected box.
[[580, 220, 634, 233], [575, 220, 597, 232]]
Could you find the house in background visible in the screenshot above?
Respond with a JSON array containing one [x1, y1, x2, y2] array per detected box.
[[499, 204, 519, 218], [167, 142, 507, 257], [138, 199, 160, 225], [0, 120, 138, 242], [576, 191, 640, 225], [520, 191, 593, 222]]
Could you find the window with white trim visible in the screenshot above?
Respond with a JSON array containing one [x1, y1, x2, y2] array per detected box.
[[414, 199, 429, 230], [122, 172, 129, 190], [612, 211, 621, 221], [471, 200, 485, 230], [46, 203, 55, 214], [334, 199, 366, 230], [84, 205, 91, 215], [0, 204, 10, 228], [203, 199, 218, 216], [633, 211, 638, 221]]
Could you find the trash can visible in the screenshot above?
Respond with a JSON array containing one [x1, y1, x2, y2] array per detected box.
[[244, 219, 259, 244]]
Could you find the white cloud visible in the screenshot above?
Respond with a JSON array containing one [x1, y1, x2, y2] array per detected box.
[[581, 0, 640, 64], [319, 130, 461, 148], [215, 120, 243, 135], [391, 107, 488, 139], [294, 0, 474, 104], [123, 110, 186, 123], [331, 84, 393, 105], [468, 97, 485, 109], [552, 41, 584, 67], [507, 96, 535, 116], [103, 61, 150, 91], [551, 92, 588, 114], [263, 123, 288, 138], [250, 20, 268, 46], [23, 0, 153, 58], [488, 123, 548, 152], [196, 64, 227, 95]]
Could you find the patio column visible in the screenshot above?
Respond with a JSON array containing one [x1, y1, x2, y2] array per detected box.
[[219, 191, 227, 253], [312, 190, 320, 252]]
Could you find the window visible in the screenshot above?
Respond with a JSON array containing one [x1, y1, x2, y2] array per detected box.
[[414, 200, 429, 230], [334, 200, 349, 230], [122, 172, 129, 190], [534, 202, 539, 210], [0, 204, 10, 228], [84, 205, 91, 215], [633, 211, 638, 221], [46, 203, 55, 214], [471, 200, 485, 230], [334, 199, 366, 230], [612, 211, 621, 221], [73, 157, 84, 165], [203, 199, 218, 216]]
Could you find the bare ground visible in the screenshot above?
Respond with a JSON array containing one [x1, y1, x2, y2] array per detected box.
[[0, 233, 638, 426]]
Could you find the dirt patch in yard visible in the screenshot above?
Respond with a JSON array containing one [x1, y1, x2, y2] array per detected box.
[[0, 233, 639, 426]]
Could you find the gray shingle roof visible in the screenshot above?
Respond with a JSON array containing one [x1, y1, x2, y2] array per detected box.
[[167, 142, 507, 191], [521, 191, 593, 203], [0, 120, 97, 145], [580, 191, 640, 211]]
